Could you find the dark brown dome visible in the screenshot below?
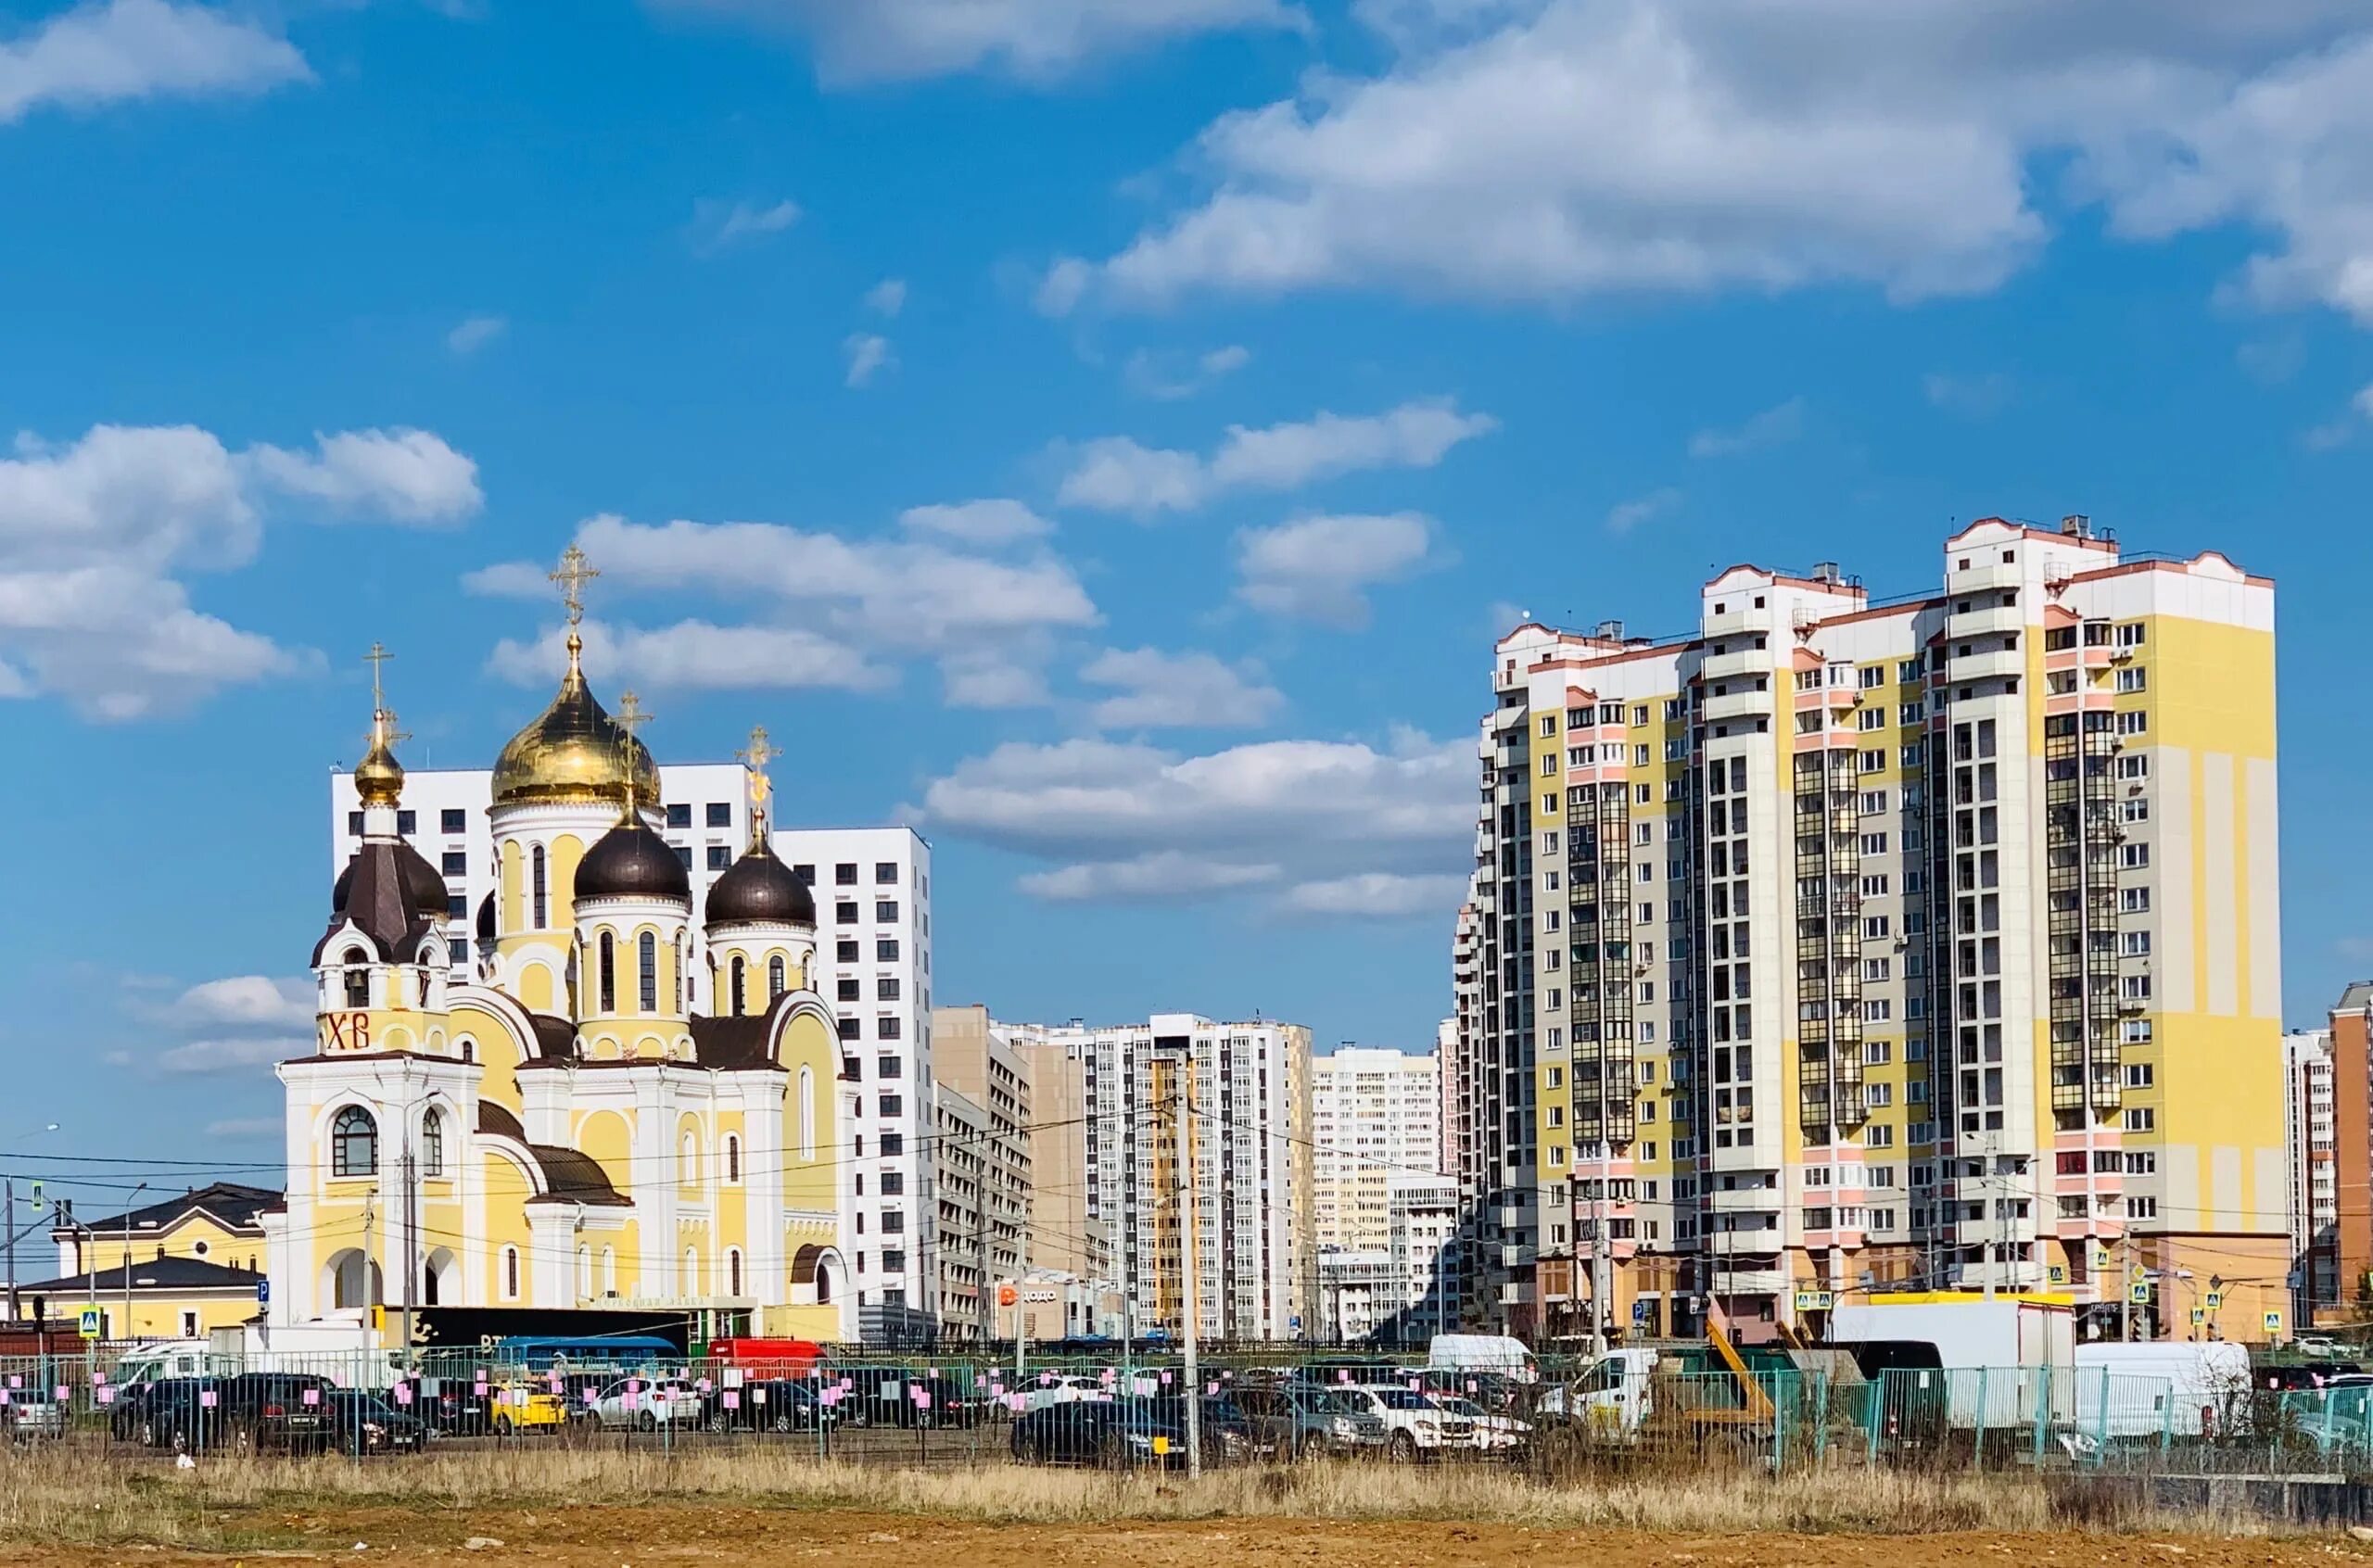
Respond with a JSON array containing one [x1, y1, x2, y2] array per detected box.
[[395, 840, 449, 918], [574, 821, 691, 904], [476, 891, 496, 943], [706, 842, 814, 929]]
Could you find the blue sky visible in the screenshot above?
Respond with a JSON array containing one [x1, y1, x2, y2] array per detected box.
[[4, 0, 2372, 1180]]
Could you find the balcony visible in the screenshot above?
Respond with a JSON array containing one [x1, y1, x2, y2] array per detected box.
[[1947, 561, 2024, 593], [1946, 646, 2024, 682], [1700, 646, 1769, 683], [1703, 687, 1771, 723], [1946, 602, 2025, 640]]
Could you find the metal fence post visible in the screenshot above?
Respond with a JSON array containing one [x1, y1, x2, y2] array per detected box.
[[2031, 1364, 2047, 1467], [1973, 1366, 1988, 1470]]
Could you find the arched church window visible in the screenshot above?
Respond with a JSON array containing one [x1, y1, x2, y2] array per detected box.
[[725, 1134, 742, 1183], [332, 1106, 378, 1177], [797, 1069, 816, 1160], [599, 931, 616, 1013], [421, 1108, 445, 1177], [730, 955, 746, 1015], [531, 845, 548, 928], [768, 955, 785, 1000], [502, 1246, 521, 1300], [679, 1131, 700, 1185], [728, 1248, 743, 1296], [639, 931, 657, 1012]]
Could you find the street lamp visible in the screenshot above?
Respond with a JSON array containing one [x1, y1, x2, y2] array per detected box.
[[4, 1123, 61, 1325]]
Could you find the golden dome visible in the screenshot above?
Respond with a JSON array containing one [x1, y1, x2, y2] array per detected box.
[[354, 732, 406, 808], [492, 638, 661, 807]]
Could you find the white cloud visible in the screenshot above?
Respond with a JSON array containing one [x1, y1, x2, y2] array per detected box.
[[911, 728, 1471, 915], [1688, 398, 1806, 458], [1056, 397, 1493, 514], [1605, 486, 1681, 535], [1923, 371, 2013, 417], [1123, 343, 1252, 399], [844, 332, 895, 388], [0, 422, 477, 718], [0, 0, 312, 126], [1234, 512, 1435, 627], [489, 617, 893, 694], [1021, 852, 1280, 902], [2303, 381, 2373, 450], [176, 975, 311, 1030], [159, 1037, 303, 1075], [447, 313, 507, 356], [1279, 870, 1468, 917], [474, 512, 1098, 707], [690, 196, 801, 254], [246, 429, 483, 524], [650, 0, 1307, 84], [899, 498, 1054, 545], [865, 278, 907, 317], [1048, 1, 2373, 327], [1082, 646, 1284, 728]]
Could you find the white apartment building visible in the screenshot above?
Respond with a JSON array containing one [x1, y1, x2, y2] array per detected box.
[[1313, 1176, 1459, 1345], [1455, 517, 2286, 1343], [2287, 1029, 2339, 1324], [330, 765, 939, 1340], [1312, 1047, 1444, 1253], [1001, 1014, 1313, 1342]]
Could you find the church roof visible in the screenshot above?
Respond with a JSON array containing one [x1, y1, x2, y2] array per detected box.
[[314, 838, 446, 966], [575, 819, 692, 904], [529, 1013, 578, 1059], [476, 1102, 527, 1141], [525, 1144, 629, 1208], [705, 841, 814, 928]]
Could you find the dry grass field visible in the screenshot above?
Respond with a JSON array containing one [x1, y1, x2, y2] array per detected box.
[[0, 1450, 2360, 1566]]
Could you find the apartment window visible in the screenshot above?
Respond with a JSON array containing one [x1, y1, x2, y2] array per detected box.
[[1865, 1124, 1895, 1148], [1542, 752, 1559, 776], [2124, 1107, 2155, 1132], [1540, 715, 1557, 737], [837, 978, 860, 1002], [2125, 1151, 2157, 1175], [2114, 623, 2146, 649], [876, 899, 900, 922], [2114, 711, 2149, 736], [347, 810, 364, 836], [439, 808, 466, 835], [793, 863, 816, 884], [837, 1018, 860, 1042], [2120, 975, 2151, 1001], [2119, 843, 2151, 868], [1859, 750, 1885, 774], [2121, 930, 2151, 956], [2121, 1019, 2155, 1044], [440, 851, 467, 878], [2115, 667, 2148, 693], [2126, 1196, 2158, 1220], [1631, 704, 1648, 726], [2116, 755, 2151, 780], [836, 863, 859, 886], [1634, 744, 1651, 766], [1860, 874, 1890, 896], [1858, 707, 1885, 731], [1864, 999, 1894, 1023], [666, 803, 692, 829], [1897, 658, 1923, 682], [2125, 1063, 2154, 1089], [1866, 1082, 1892, 1107], [1542, 794, 1558, 816], [706, 845, 732, 871], [877, 862, 899, 885], [1864, 915, 1891, 939], [2122, 887, 2151, 913], [1860, 790, 1888, 815], [397, 809, 416, 835], [877, 938, 901, 962], [705, 803, 731, 828], [837, 939, 860, 963], [1665, 699, 1684, 719], [879, 1015, 902, 1040], [1897, 702, 1924, 725], [1861, 832, 1888, 854], [1858, 665, 1885, 689], [1863, 957, 1892, 981]]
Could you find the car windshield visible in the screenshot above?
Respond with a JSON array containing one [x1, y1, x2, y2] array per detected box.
[[1437, 1397, 1486, 1416], [1373, 1388, 1434, 1410]]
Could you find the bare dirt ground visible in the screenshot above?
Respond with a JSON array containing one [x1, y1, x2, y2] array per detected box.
[[3, 1509, 2362, 1568]]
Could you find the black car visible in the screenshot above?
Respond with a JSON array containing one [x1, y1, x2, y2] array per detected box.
[[323, 1388, 426, 1453], [216, 1372, 336, 1453], [1010, 1397, 1190, 1468], [704, 1378, 837, 1434], [114, 1377, 234, 1450], [844, 1372, 983, 1429]]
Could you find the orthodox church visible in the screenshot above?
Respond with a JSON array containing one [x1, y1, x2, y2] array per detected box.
[[259, 550, 849, 1338]]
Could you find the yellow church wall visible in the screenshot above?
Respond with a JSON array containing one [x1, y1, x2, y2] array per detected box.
[[480, 1152, 537, 1302], [575, 1109, 635, 1190], [777, 1012, 839, 1218], [500, 840, 523, 933], [550, 834, 586, 929], [450, 1001, 524, 1107]]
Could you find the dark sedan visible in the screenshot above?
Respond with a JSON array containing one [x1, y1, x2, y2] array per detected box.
[[324, 1388, 427, 1453], [704, 1378, 838, 1434], [1010, 1397, 1191, 1468]]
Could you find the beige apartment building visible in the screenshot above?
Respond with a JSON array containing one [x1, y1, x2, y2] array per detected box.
[[1452, 517, 2285, 1344]]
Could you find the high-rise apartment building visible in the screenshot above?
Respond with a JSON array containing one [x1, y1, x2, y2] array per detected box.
[[1455, 517, 2285, 1342], [2286, 1024, 2339, 1325], [1004, 1021, 1113, 1287], [1002, 1014, 1313, 1341], [2324, 987, 2373, 1321], [1313, 1048, 1444, 1253], [331, 765, 938, 1340], [929, 1006, 1033, 1340]]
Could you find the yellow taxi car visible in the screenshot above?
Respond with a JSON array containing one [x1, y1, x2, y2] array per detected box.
[[491, 1384, 569, 1435]]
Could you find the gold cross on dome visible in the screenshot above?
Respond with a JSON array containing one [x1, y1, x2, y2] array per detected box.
[[737, 725, 777, 810], [364, 641, 392, 714], [614, 689, 652, 813], [550, 544, 599, 628]]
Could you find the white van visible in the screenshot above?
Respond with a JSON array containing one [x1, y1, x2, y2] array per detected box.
[[2072, 1342, 2252, 1440], [1427, 1334, 1538, 1383]]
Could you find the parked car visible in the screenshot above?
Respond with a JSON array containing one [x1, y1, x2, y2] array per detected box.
[[1237, 1384, 1387, 1459], [491, 1383, 570, 1435], [115, 1378, 222, 1450], [217, 1372, 336, 1454], [590, 1377, 703, 1432], [2295, 1334, 2346, 1359], [1345, 1384, 1474, 1460], [844, 1373, 984, 1428], [4, 1385, 68, 1442], [1434, 1394, 1528, 1452], [1022, 1374, 1107, 1412], [704, 1378, 837, 1434], [1009, 1397, 1190, 1468], [323, 1388, 426, 1453]]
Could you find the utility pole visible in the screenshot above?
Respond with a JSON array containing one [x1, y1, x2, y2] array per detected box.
[[1590, 1177, 1610, 1353], [4, 1179, 14, 1328], [121, 1184, 146, 1340], [400, 1119, 418, 1361], [1176, 1081, 1201, 1480]]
